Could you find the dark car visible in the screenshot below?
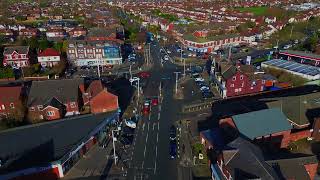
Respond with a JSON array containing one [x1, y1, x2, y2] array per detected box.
[[169, 125, 177, 140], [120, 135, 134, 147], [169, 140, 177, 159], [202, 91, 214, 99]]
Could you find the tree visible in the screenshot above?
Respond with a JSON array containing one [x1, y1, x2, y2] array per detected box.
[[0, 67, 14, 79], [38, 39, 50, 50], [26, 37, 39, 50], [53, 42, 63, 52]]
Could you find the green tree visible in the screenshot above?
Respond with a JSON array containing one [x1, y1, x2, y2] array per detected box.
[[38, 39, 49, 50], [53, 42, 63, 52], [0, 67, 14, 79]]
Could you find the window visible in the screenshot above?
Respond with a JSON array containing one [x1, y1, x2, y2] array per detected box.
[[240, 75, 243, 80], [235, 89, 238, 93], [239, 88, 242, 92], [30, 107, 35, 111], [47, 111, 55, 116], [232, 76, 236, 81], [262, 80, 266, 84], [10, 103, 14, 109], [70, 102, 76, 108], [241, 82, 244, 87], [230, 84, 234, 88], [38, 105, 43, 110], [1, 105, 5, 110]]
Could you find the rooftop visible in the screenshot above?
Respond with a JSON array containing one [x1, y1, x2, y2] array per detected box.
[[279, 50, 320, 61], [0, 112, 117, 174], [183, 33, 240, 43], [232, 108, 292, 140]]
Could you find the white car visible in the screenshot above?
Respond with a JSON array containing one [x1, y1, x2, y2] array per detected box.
[[164, 55, 169, 61], [195, 77, 205, 82], [167, 50, 171, 54], [125, 120, 137, 128], [200, 86, 210, 91]]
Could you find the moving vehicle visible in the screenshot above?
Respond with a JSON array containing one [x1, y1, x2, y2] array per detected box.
[[125, 119, 137, 128], [142, 101, 151, 115], [164, 55, 169, 61], [169, 140, 177, 159], [195, 77, 205, 82], [152, 98, 159, 106], [169, 125, 177, 140], [200, 86, 210, 91], [138, 72, 151, 79]]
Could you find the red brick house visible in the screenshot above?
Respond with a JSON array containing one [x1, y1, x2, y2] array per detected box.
[[0, 86, 23, 118], [84, 80, 119, 114], [3, 46, 30, 67], [212, 59, 264, 98], [193, 30, 208, 38], [27, 79, 84, 121], [219, 108, 292, 148], [19, 28, 39, 38], [68, 27, 87, 38]]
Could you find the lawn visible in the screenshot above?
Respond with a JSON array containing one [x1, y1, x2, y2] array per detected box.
[[235, 6, 268, 16]]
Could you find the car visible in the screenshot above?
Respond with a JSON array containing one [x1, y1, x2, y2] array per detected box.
[[142, 101, 151, 115], [138, 72, 151, 79], [192, 73, 200, 78], [202, 91, 214, 99], [195, 77, 205, 82], [125, 119, 137, 128], [169, 140, 177, 159], [122, 126, 135, 136], [200, 86, 210, 91], [169, 125, 177, 140], [167, 50, 171, 54], [152, 98, 159, 106], [164, 55, 169, 61]]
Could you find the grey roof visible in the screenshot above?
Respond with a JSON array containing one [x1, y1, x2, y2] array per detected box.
[[27, 78, 84, 106], [0, 112, 117, 174], [3, 46, 29, 55], [225, 137, 279, 180], [232, 108, 292, 140], [221, 65, 237, 80], [266, 156, 318, 180]]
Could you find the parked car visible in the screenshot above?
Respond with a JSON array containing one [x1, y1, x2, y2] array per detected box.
[[138, 72, 151, 79], [169, 140, 177, 159], [200, 86, 210, 91], [125, 119, 137, 128], [195, 77, 205, 82], [202, 91, 214, 99], [164, 55, 169, 61], [169, 125, 177, 140]]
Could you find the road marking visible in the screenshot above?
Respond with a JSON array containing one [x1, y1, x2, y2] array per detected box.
[[146, 133, 149, 143], [153, 123, 155, 131], [142, 123, 145, 131], [158, 112, 160, 120], [159, 105, 161, 111], [147, 122, 150, 131], [142, 161, 144, 169], [156, 132, 159, 143], [143, 145, 147, 157], [158, 122, 160, 130], [154, 145, 158, 174]]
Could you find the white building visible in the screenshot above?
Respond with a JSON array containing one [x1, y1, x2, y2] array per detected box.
[[37, 48, 61, 67]]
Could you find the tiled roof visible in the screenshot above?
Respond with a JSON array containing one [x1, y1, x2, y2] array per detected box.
[[38, 48, 60, 57], [0, 86, 22, 102], [3, 46, 29, 55]]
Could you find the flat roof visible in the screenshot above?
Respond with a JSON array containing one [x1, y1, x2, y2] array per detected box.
[[0, 112, 117, 174], [279, 50, 320, 61], [262, 59, 320, 76]]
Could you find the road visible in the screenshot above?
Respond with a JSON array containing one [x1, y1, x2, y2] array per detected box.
[[126, 41, 182, 180]]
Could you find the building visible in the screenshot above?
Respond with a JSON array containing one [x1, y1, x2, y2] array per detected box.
[[278, 50, 320, 66], [67, 41, 122, 67], [211, 59, 264, 98], [220, 108, 292, 148], [0, 112, 118, 180], [68, 27, 87, 38], [83, 80, 119, 114], [0, 86, 23, 118], [46, 29, 66, 40], [3, 46, 30, 67], [37, 48, 61, 67], [207, 136, 318, 180], [262, 59, 320, 80], [19, 28, 39, 38], [27, 79, 84, 121]]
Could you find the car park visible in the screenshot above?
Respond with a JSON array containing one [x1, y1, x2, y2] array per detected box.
[[169, 140, 177, 159], [169, 125, 177, 140]]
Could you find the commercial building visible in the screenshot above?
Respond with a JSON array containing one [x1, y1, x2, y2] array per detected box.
[[0, 112, 118, 180], [262, 59, 320, 80], [67, 40, 122, 67], [278, 50, 320, 67]]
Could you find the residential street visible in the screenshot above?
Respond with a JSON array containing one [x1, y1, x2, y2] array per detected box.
[[126, 41, 184, 180]]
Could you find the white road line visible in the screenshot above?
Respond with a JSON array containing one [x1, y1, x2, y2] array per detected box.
[[159, 105, 161, 111], [153, 123, 155, 131], [143, 145, 147, 157], [146, 133, 149, 143], [154, 145, 158, 174], [147, 122, 150, 131], [142, 123, 145, 131], [158, 122, 160, 130], [158, 112, 160, 120], [142, 161, 144, 169], [156, 132, 159, 143]]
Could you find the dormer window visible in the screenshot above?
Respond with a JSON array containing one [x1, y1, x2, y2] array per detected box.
[[232, 76, 236, 81], [240, 75, 243, 80]]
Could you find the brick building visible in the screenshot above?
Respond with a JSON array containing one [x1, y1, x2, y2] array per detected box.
[[27, 79, 84, 121], [3, 46, 30, 67], [0, 86, 23, 118], [219, 108, 292, 148], [211, 59, 264, 98]]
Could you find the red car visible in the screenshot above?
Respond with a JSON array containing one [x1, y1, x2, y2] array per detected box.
[[142, 101, 151, 115], [138, 72, 151, 79], [151, 98, 159, 106]]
